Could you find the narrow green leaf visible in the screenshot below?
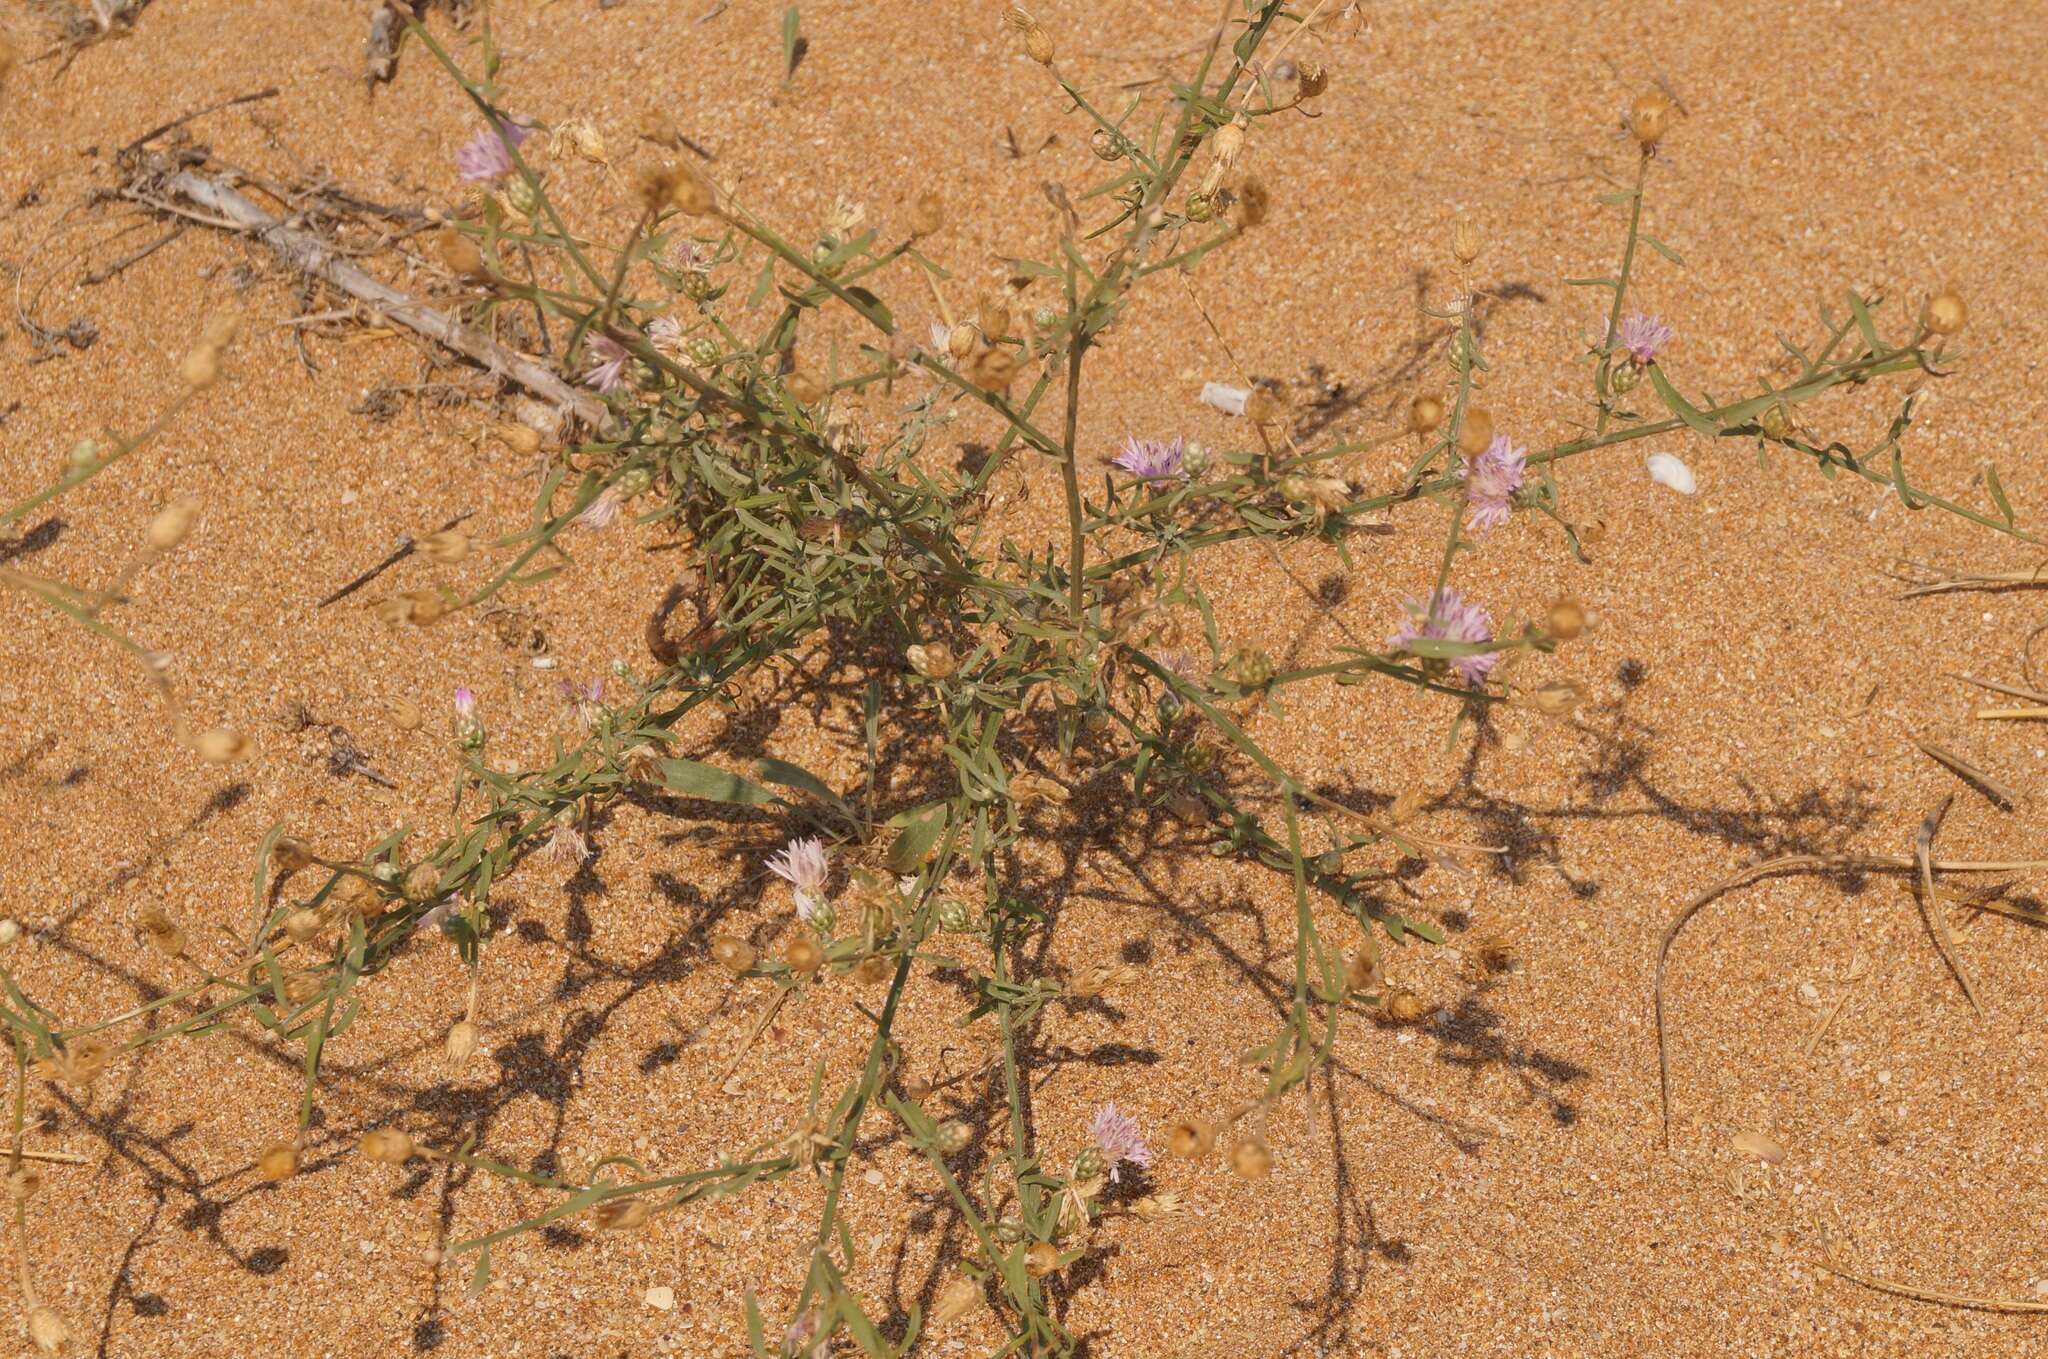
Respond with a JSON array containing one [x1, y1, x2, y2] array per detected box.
[[754, 757, 850, 813], [1638, 233, 1686, 267], [1647, 365, 1719, 436], [658, 759, 776, 806], [885, 802, 948, 874], [1986, 463, 2015, 526], [467, 1245, 492, 1300]]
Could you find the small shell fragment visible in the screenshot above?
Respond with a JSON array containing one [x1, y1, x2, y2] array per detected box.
[[1199, 382, 1249, 416], [1646, 452, 1696, 494]]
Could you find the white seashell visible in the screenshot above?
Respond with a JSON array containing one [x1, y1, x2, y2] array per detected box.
[[1646, 452, 1697, 494], [1200, 382, 1250, 416]]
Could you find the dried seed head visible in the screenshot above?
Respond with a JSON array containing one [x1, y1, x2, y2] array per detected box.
[[1068, 961, 1138, 999], [901, 1075, 933, 1103], [1630, 91, 1673, 147], [976, 293, 1013, 341], [45, 1036, 111, 1088], [419, 529, 470, 564], [785, 371, 825, 405], [26, 1305, 71, 1357], [179, 343, 221, 390], [1344, 948, 1384, 993], [1456, 407, 1495, 456], [257, 1141, 300, 1182], [1230, 1136, 1273, 1178], [445, 1020, 480, 1070], [711, 934, 756, 973], [1090, 127, 1125, 161], [1211, 121, 1245, 171], [0, 921, 17, 947], [1242, 385, 1283, 425], [200, 307, 242, 350], [1163, 1116, 1216, 1158], [1384, 988, 1428, 1023], [436, 227, 488, 279], [931, 1277, 982, 1326], [282, 972, 323, 1006], [853, 954, 893, 985], [1758, 401, 1792, 439], [1389, 787, 1427, 825], [553, 117, 609, 166], [592, 1198, 650, 1230], [966, 345, 1020, 392], [1526, 678, 1584, 718], [1409, 394, 1445, 435], [360, 1128, 415, 1164], [934, 1120, 972, 1154], [906, 641, 958, 678], [1468, 933, 1516, 975], [910, 190, 944, 237], [1025, 1242, 1060, 1277], [1296, 59, 1329, 99], [282, 908, 326, 945], [1926, 290, 1967, 337], [1449, 218, 1482, 265], [946, 322, 978, 361], [7, 1167, 43, 1202], [194, 727, 250, 763], [649, 161, 716, 216], [783, 934, 824, 973], [139, 907, 187, 958], [1546, 599, 1586, 640], [1004, 6, 1053, 65], [494, 420, 543, 455]]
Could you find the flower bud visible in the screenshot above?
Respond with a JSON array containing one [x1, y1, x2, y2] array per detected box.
[[1456, 408, 1494, 456], [934, 1120, 971, 1154], [502, 176, 539, 218], [1090, 128, 1125, 161], [1610, 363, 1641, 394], [179, 343, 221, 389], [1926, 291, 1966, 337], [785, 371, 824, 405], [360, 1128, 415, 1164], [947, 323, 977, 361], [67, 438, 98, 472], [1630, 91, 1672, 146], [935, 899, 971, 932], [1184, 191, 1214, 223], [1071, 1147, 1105, 1182], [283, 908, 326, 945], [1758, 402, 1791, 439], [906, 642, 957, 678]]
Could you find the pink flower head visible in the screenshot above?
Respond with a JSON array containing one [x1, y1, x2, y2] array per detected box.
[[454, 117, 530, 183], [1609, 312, 1674, 366], [576, 488, 623, 531], [561, 677, 605, 731], [451, 687, 485, 748], [1112, 435, 1187, 484], [1389, 588, 1500, 687], [1458, 434, 1527, 532], [583, 334, 630, 393], [1090, 1102, 1152, 1182], [453, 687, 477, 719], [767, 836, 831, 921]]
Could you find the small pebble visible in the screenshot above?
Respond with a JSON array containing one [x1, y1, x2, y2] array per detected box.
[[644, 1286, 675, 1311]]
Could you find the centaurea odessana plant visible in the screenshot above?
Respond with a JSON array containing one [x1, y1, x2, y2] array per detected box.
[[0, 9, 2024, 1358]]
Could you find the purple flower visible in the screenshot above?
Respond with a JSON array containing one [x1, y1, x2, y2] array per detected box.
[[583, 334, 630, 392], [1111, 435, 1187, 484], [561, 677, 605, 732], [1090, 1103, 1152, 1182], [647, 315, 685, 359], [1609, 312, 1674, 366], [1458, 434, 1527, 533], [767, 836, 831, 921], [453, 687, 477, 719], [1389, 588, 1500, 687], [454, 117, 530, 183], [451, 687, 485, 748]]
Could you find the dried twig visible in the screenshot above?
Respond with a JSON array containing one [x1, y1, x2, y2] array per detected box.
[[116, 87, 280, 161], [1949, 672, 2048, 705], [1913, 797, 1982, 1014], [1817, 1247, 2048, 1313], [138, 169, 607, 428], [318, 510, 474, 609], [1653, 850, 2043, 1147], [1916, 741, 2017, 808]]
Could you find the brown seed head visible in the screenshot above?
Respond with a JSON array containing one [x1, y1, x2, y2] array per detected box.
[[592, 1198, 651, 1230], [1409, 394, 1445, 435], [445, 1020, 480, 1069], [931, 1277, 982, 1325], [194, 727, 250, 763], [1526, 678, 1585, 718], [1230, 1136, 1273, 1178], [783, 934, 824, 973], [854, 953, 893, 985], [1384, 988, 1428, 1023], [1926, 290, 1967, 337], [1449, 218, 1482, 265], [436, 227, 487, 279], [1546, 599, 1586, 640], [1456, 408, 1495, 456], [910, 190, 944, 237], [1025, 1242, 1060, 1277], [26, 1306, 71, 1357], [46, 1036, 112, 1088], [495, 421, 543, 455], [360, 1128, 415, 1164], [6, 1167, 42, 1202], [420, 529, 470, 564], [257, 1141, 300, 1182], [1344, 948, 1384, 994], [785, 371, 825, 406], [966, 345, 1020, 392], [711, 934, 756, 973], [200, 307, 242, 350], [1164, 1116, 1216, 1158], [1630, 91, 1673, 146], [1296, 59, 1329, 99], [179, 343, 221, 390]]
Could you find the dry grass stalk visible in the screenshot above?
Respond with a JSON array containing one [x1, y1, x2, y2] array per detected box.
[[1915, 741, 2018, 807]]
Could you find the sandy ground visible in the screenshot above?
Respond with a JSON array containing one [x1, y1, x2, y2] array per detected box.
[[4, 0, 2048, 1355]]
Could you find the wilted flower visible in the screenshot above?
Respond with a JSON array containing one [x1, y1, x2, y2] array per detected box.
[[543, 817, 589, 868], [1111, 435, 1188, 484], [1609, 312, 1674, 365], [576, 488, 624, 530], [781, 1309, 829, 1359], [454, 117, 530, 183], [583, 334, 630, 392], [1090, 1102, 1152, 1182], [767, 836, 831, 921], [1390, 588, 1500, 687], [1459, 433, 1527, 532], [647, 315, 687, 360], [560, 676, 605, 732]]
